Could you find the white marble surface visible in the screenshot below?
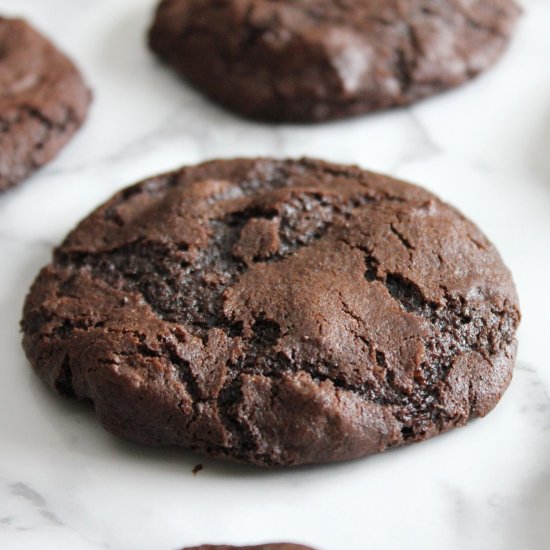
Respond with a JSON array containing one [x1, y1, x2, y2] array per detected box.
[[1, 1, 550, 549]]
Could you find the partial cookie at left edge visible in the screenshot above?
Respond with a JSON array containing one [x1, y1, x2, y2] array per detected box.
[[0, 17, 91, 191]]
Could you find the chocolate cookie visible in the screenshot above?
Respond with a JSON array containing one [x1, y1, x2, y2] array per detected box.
[[181, 545, 316, 550], [0, 17, 90, 191], [148, 0, 520, 122], [21, 158, 520, 467]]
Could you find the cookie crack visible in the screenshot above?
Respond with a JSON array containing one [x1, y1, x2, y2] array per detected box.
[[56, 189, 400, 342], [390, 223, 415, 256], [216, 376, 260, 455]]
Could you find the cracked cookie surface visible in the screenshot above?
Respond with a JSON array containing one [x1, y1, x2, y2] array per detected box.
[[148, 0, 520, 122], [0, 17, 91, 191], [21, 158, 520, 466]]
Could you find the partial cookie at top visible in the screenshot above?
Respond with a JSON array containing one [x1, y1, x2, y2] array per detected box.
[[148, 0, 520, 122], [21, 158, 520, 467], [0, 17, 91, 191]]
